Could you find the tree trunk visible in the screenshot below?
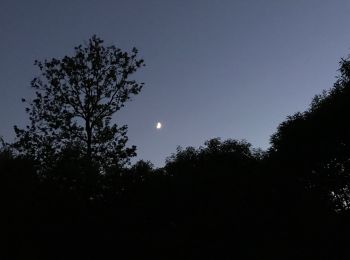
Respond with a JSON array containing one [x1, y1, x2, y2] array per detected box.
[[86, 119, 92, 163]]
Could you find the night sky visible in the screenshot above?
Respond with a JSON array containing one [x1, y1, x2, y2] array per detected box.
[[1, 0, 350, 167]]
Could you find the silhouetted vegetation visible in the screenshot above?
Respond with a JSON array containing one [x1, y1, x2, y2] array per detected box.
[[3, 38, 350, 259], [14, 35, 144, 172]]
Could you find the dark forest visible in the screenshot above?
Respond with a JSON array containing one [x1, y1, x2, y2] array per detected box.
[[3, 36, 350, 259]]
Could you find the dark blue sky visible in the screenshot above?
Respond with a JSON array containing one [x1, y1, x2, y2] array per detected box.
[[1, 0, 350, 166]]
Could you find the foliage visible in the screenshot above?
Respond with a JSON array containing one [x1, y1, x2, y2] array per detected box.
[[4, 41, 350, 259], [270, 56, 350, 211], [14, 35, 145, 170]]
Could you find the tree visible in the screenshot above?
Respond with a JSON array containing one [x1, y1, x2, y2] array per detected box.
[[269, 55, 350, 211], [14, 35, 145, 171]]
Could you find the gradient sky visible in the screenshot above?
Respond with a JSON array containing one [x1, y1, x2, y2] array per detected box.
[[1, 0, 350, 167]]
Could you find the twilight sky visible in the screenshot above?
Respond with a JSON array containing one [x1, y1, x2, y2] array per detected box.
[[1, 0, 350, 167]]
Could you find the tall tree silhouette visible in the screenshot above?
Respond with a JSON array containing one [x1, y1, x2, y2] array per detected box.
[[14, 36, 145, 170]]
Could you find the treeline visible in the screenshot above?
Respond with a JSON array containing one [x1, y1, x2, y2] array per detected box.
[[3, 38, 350, 259]]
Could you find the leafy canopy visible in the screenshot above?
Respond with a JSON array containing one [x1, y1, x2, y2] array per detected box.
[[14, 35, 145, 170]]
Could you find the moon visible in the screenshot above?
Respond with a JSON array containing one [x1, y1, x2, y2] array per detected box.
[[156, 122, 162, 129]]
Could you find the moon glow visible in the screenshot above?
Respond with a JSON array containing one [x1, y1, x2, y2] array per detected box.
[[156, 122, 162, 129]]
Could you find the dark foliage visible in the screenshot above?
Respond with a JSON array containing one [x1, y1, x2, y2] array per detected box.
[[3, 47, 350, 259], [14, 35, 144, 171]]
